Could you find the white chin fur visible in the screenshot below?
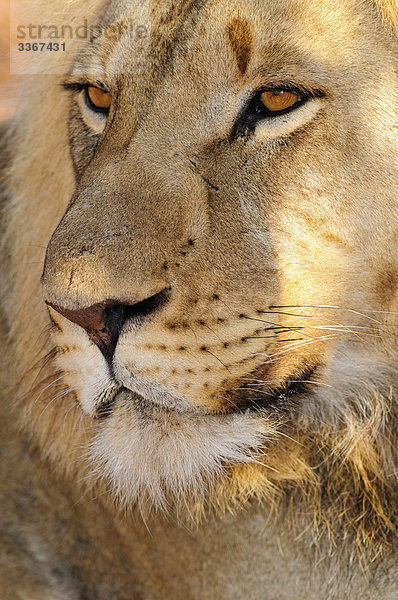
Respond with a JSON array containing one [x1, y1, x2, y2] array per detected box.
[[87, 393, 275, 512]]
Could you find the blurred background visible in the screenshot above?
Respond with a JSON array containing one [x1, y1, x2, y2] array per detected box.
[[0, 0, 15, 121]]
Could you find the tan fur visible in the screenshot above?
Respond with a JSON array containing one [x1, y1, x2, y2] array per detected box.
[[1, 0, 398, 598]]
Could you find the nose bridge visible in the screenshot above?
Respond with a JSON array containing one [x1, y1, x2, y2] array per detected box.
[[42, 144, 206, 309]]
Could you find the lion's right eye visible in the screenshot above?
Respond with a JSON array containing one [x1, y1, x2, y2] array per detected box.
[[85, 86, 112, 113]]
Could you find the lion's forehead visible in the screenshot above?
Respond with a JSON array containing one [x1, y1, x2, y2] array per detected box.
[[78, 0, 379, 85]]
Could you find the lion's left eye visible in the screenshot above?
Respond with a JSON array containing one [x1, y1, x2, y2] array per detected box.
[[233, 86, 309, 137], [260, 90, 301, 113], [85, 86, 112, 113]]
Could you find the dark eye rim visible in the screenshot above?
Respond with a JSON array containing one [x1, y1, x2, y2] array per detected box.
[[85, 86, 111, 114], [232, 84, 321, 139]]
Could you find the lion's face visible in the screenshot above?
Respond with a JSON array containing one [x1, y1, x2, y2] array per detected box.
[[37, 0, 398, 509]]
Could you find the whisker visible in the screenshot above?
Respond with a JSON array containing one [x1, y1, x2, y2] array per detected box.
[[62, 394, 80, 423], [245, 334, 280, 340], [202, 323, 225, 344], [30, 348, 58, 388], [243, 316, 296, 326], [253, 335, 336, 362], [258, 310, 316, 318], [203, 348, 231, 371], [269, 304, 385, 326], [36, 386, 74, 421], [289, 379, 333, 388], [211, 393, 241, 412], [310, 326, 383, 339], [33, 373, 65, 402], [252, 312, 382, 337], [245, 326, 304, 340], [232, 387, 276, 397], [238, 377, 276, 383]]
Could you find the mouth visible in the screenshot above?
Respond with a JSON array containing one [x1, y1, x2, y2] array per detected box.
[[94, 366, 317, 419], [231, 366, 317, 413]]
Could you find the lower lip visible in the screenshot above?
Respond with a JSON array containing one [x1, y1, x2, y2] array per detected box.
[[94, 367, 316, 419], [228, 366, 317, 413]]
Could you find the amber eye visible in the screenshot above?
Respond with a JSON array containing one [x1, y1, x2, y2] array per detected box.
[[260, 89, 300, 113], [86, 86, 112, 113]]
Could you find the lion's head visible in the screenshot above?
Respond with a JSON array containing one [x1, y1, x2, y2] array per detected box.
[[2, 0, 398, 553]]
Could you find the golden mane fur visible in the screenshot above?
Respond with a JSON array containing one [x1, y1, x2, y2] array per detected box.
[[374, 0, 398, 29]]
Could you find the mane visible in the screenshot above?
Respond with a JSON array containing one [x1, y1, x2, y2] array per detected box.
[[373, 0, 398, 31]]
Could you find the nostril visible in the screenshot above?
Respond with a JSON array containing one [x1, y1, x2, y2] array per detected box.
[[46, 288, 170, 363], [46, 300, 126, 363]]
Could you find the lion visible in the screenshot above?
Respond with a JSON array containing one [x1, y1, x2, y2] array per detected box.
[[0, 0, 397, 598]]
